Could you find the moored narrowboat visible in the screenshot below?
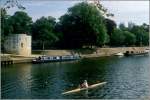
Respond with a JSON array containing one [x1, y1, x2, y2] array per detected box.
[[32, 55, 80, 64], [124, 50, 149, 56]]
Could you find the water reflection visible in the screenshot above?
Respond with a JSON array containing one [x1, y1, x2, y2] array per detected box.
[[1, 64, 32, 98], [1, 56, 150, 99]]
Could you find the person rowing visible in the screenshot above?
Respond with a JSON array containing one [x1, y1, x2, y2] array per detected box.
[[79, 80, 89, 88], [62, 81, 107, 95]]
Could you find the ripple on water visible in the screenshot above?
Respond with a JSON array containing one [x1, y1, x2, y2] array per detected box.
[[1, 56, 150, 99]]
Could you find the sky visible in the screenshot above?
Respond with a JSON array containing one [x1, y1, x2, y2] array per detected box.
[[2, 0, 149, 26]]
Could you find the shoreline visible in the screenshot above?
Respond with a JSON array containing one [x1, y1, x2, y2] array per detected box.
[[1, 47, 149, 64], [32, 47, 149, 58]]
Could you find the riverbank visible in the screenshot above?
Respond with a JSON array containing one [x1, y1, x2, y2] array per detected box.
[[1, 47, 149, 64], [1, 54, 35, 64], [33, 47, 149, 58]]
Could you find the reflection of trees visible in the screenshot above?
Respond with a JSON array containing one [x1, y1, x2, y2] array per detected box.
[[62, 58, 109, 86], [29, 63, 66, 98], [1, 64, 32, 98], [30, 64, 54, 89]]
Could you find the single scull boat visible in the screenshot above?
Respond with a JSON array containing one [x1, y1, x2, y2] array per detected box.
[[62, 82, 107, 95]]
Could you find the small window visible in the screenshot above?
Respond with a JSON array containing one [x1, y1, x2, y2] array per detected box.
[[21, 43, 24, 48]]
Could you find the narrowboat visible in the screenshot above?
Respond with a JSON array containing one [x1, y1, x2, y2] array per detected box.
[[32, 55, 81, 64], [124, 50, 149, 56]]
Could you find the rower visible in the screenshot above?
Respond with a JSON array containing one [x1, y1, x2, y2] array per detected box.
[[38, 56, 41, 60], [80, 80, 88, 88]]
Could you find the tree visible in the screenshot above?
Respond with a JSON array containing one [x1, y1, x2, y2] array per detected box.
[[31, 16, 58, 50], [110, 29, 125, 46], [105, 18, 116, 36], [1, 0, 27, 49], [58, 2, 108, 48], [142, 32, 149, 45], [3, 0, 25, 10], [123, 31, 136, 46], [141, 23, 149, 32], [53, 23, 64, 48], [93, 0, 114, 17], [130, 25, 149, 46], [1, 8, 9, 37], [119, 23, 126, 31], [1, 0, 27, 34], [1, 8, 12, 50], [96, 24, 109, 46], [1, 8, 7, 51], [8, 11, 32, 34], [128, 22, 135, 30]]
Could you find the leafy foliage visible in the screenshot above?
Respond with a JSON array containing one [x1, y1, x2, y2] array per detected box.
[[110, 29, 125, 46], [9, 11, 32, 34], [58, 2, 108, 48], [119, 23, 126, 31], [123, 31, 136, 46], [105, 18, 116, 36], [4, 0, 25, 10], [130, 25, 149, 46], [1, 2, 149, 50], [31, 16, 58, 49]]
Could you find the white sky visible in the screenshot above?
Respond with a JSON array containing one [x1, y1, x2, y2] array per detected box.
[[4, 0, 149, 26]]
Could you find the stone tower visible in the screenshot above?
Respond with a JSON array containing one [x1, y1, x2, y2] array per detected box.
[[4, 34, 31, 56]]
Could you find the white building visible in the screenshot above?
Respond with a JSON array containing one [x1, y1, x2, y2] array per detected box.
[[4, 34, 31, 56]]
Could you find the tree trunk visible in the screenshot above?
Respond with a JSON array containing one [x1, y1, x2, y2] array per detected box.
[[42, 41, 45, 55], [42, 42, 45, 50]]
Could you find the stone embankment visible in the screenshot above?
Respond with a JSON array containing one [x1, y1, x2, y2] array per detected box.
[[1, 54, 34, 65], [1, 47, 149, 65], [32, 47, 149, 58], [82, 47, 149, 58]]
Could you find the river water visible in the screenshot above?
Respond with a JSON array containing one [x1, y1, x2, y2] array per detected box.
[[1, 55, 150, 99]]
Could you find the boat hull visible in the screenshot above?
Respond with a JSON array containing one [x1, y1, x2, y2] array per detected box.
[[32, 55, 80, 64], [114, 52, 124, 56], [62, 82, 107, 95], [124, 52, 149, 56], [32, 58, 78, 64]]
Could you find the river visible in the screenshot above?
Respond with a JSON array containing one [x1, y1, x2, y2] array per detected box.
[[1, 55, 150, 99]]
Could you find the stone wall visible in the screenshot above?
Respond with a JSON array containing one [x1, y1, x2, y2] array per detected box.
[[32, 47, 149, 58], [32, 50, 72, 56], [4, 34, 31, 56]]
